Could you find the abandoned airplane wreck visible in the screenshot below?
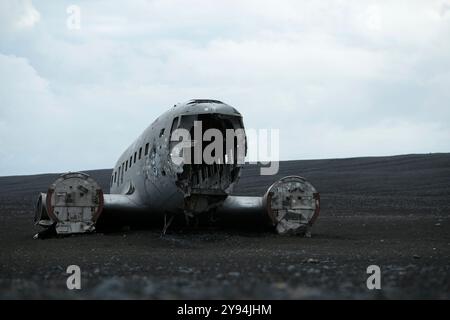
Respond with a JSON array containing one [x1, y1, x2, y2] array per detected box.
[[34, 100, 320, 237]]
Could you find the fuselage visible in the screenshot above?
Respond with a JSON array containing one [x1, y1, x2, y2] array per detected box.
[[109, 99, 246, 216], [34, 99, 320, 237]]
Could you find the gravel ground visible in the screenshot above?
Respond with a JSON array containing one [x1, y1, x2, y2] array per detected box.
[[0, 153, 449, 299]]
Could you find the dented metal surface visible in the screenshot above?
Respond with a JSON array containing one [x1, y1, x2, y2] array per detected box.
[[35, 100, 320, 237], [36, 172, 103, 234], [34, 193, 51, 227], [216, 176, 320, 235], [264, 176, 320, 235]]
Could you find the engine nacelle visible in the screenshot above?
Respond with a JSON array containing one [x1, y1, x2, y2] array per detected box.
[[263, 175, 320, 235], [34, 172, 104, 234], [34, 173, 319, 237], [217, 176, 320, 235]]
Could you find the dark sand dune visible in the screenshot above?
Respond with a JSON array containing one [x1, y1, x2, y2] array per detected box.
[[0, 153, 449, 299]]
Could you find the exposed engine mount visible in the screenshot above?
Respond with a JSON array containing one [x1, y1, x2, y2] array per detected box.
[[217, 176, 320, 235], [34, 172, 104, 234], [35, 173, 320, 236], [264, 176, 320, 235]]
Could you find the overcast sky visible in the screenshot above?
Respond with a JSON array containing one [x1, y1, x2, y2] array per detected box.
[[1, 0, 449, 176]]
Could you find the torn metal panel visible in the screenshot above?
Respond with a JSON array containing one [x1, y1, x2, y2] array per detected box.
[[34, 193, 51, 227], [43, 172, 104, 234], [217, 176, 320, 236], [34, 100, 321, 237], [170, 113, 246, 216], [265, 176, 320, 235]]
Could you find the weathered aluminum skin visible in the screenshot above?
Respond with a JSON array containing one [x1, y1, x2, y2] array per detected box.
[[35, 100, 320, 236], [109, 100, 244, 215], [37, 172, 103, 234], [265, 176, 320, 235]]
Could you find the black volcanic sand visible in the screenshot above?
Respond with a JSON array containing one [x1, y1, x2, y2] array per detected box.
[[0, 154, 449, 299]]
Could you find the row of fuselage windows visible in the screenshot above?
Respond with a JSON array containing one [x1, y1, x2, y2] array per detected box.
[[110, 142, 150, 187]]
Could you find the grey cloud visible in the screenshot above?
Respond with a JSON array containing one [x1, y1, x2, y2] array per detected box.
[[0, 0, 449, 175]]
